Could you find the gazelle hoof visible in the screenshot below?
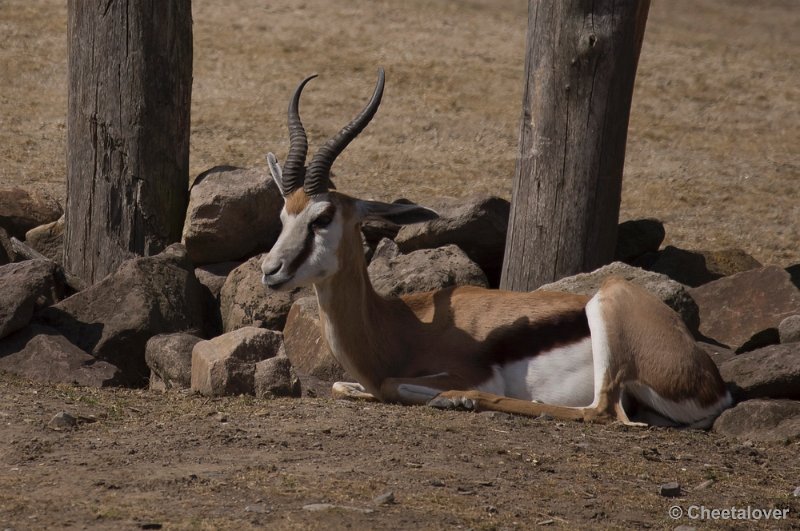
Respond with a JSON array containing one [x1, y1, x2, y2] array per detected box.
[[428, 395, 477, 411]]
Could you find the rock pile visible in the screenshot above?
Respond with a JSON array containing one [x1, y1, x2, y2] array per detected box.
[[1, 170, 798, 441]]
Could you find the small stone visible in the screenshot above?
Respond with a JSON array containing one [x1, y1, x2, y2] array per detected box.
[[779, 315, 800, 344], [429, 479, 446, 487], [793, 486, 800, 497], [659, 482, 681, 497], [48, 411, 77, 430], [373, 491, 395, 505]]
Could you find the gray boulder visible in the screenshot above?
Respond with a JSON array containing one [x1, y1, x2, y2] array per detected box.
[[282, 296, 350, 397], [689, 266, 800, 352], [537, 262, 700, 333], [24, 215, 64, 264], [698, 341, 736, 367], [0, 324, 120, 387], [182, 166, 283, 265], [191, 327, 284, 396], [0, 187, 62, 239], [254, 355, 301, 398], [219, 255, 311, 332], [394, 196, 509, 287], [37, 244, 206, 386], [195, 261, 242, 301], [713, 399, 800, 443], [779, 315, 800, 344], [718, 344, 800, 401], [145, 333, 204, 390], [368, 239, 488, 297], [0, 259, 67, 340]]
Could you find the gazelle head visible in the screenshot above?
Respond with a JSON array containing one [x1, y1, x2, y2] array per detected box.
[[261, 68, 438, 291]]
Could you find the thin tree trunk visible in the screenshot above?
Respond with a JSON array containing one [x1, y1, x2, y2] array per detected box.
[[65, 0, 192, 285], [500, 0, 649, 291]]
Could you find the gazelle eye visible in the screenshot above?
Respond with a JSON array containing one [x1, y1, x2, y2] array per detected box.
[[310, 213, 333, 230]]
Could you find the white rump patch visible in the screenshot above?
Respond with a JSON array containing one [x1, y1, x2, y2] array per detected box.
[[584, 294, 611, 409], [476, 337, 595, 407]]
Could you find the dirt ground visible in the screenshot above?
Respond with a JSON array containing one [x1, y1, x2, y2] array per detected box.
[[1, 0, 800, 529], [1, 374, 798, 530]]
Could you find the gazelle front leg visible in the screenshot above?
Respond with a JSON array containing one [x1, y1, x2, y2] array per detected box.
[[379, 373, 472, 406], [331, 382, 378, 401]]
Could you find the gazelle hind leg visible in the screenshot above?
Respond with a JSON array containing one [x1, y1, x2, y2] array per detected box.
[[331, 381, 378, 401], [429, 384, 644, 426]]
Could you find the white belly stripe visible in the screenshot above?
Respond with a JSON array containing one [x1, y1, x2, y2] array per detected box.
[[476, 337, 595, 407]]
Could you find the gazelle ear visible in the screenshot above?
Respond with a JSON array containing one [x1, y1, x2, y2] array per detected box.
[[266, 153, 287, 197], [356, 199, 439, 225]]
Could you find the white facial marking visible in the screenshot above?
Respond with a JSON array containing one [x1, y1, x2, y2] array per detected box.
[[261, 196, 344, 290]]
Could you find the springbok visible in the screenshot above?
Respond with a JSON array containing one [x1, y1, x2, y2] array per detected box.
[[261, 68, 732, 427]]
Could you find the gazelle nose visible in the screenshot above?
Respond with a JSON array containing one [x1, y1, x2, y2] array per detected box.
[[262, 262, 282, 278]]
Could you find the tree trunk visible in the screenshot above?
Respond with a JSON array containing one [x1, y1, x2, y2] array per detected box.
[[500, 0, 649, 291], [65, 0, 192, 285]]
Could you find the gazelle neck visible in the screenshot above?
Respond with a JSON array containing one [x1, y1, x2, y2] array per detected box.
[[312, 224, 396, 396]]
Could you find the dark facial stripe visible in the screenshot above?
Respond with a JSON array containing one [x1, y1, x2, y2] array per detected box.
[[287, 227, 315, 276], [476, 310, 590, 367]]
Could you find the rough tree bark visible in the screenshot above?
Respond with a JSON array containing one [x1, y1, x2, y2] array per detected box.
[[66, 0, 192, 285], [500, 0, 650, 291]]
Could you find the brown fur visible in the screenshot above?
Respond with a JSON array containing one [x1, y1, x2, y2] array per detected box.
[[314, 193, 594, 399], [594, 277, 728, 407], [302, 193, 729, 425], [285, 189, 311, 215]]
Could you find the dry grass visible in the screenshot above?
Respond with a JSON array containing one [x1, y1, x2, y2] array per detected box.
[[0, 0, 797, 265]]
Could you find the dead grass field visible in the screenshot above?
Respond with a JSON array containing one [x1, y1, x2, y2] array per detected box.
[[0, 0, 797, 265]]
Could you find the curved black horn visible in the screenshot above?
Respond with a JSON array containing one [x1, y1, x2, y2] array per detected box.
[[305, 68, 385, 196], [281, 74, 317, 196]]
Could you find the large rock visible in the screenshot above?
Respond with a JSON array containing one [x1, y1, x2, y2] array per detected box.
[[283, 296, 349, 397], [24, 215, 64, 264], [394, 196, 509, 287], [718, 344, 800, 401], [537, 262, 700, 332], [0, 259, 67, 340], [182, 166, 283, 265], [698, 341, 736, 367], [195, 261, 242, 337], [650, 246, 762, 287], [254, 355, 301, 398], [191, 327, 284, 396], [367, 239, 488, 297], [37, 244, 206, 386], [219, 255, 311, 332], [614, 218, 665, 264], [0, 227, 12, 266], [689, 266, 800, 352], [0, 187, 63, 239], [0, 324, 120, 387], [713, 399, 800, 443], [195, 261, 242, 301], [145, 333, 203, 390]]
